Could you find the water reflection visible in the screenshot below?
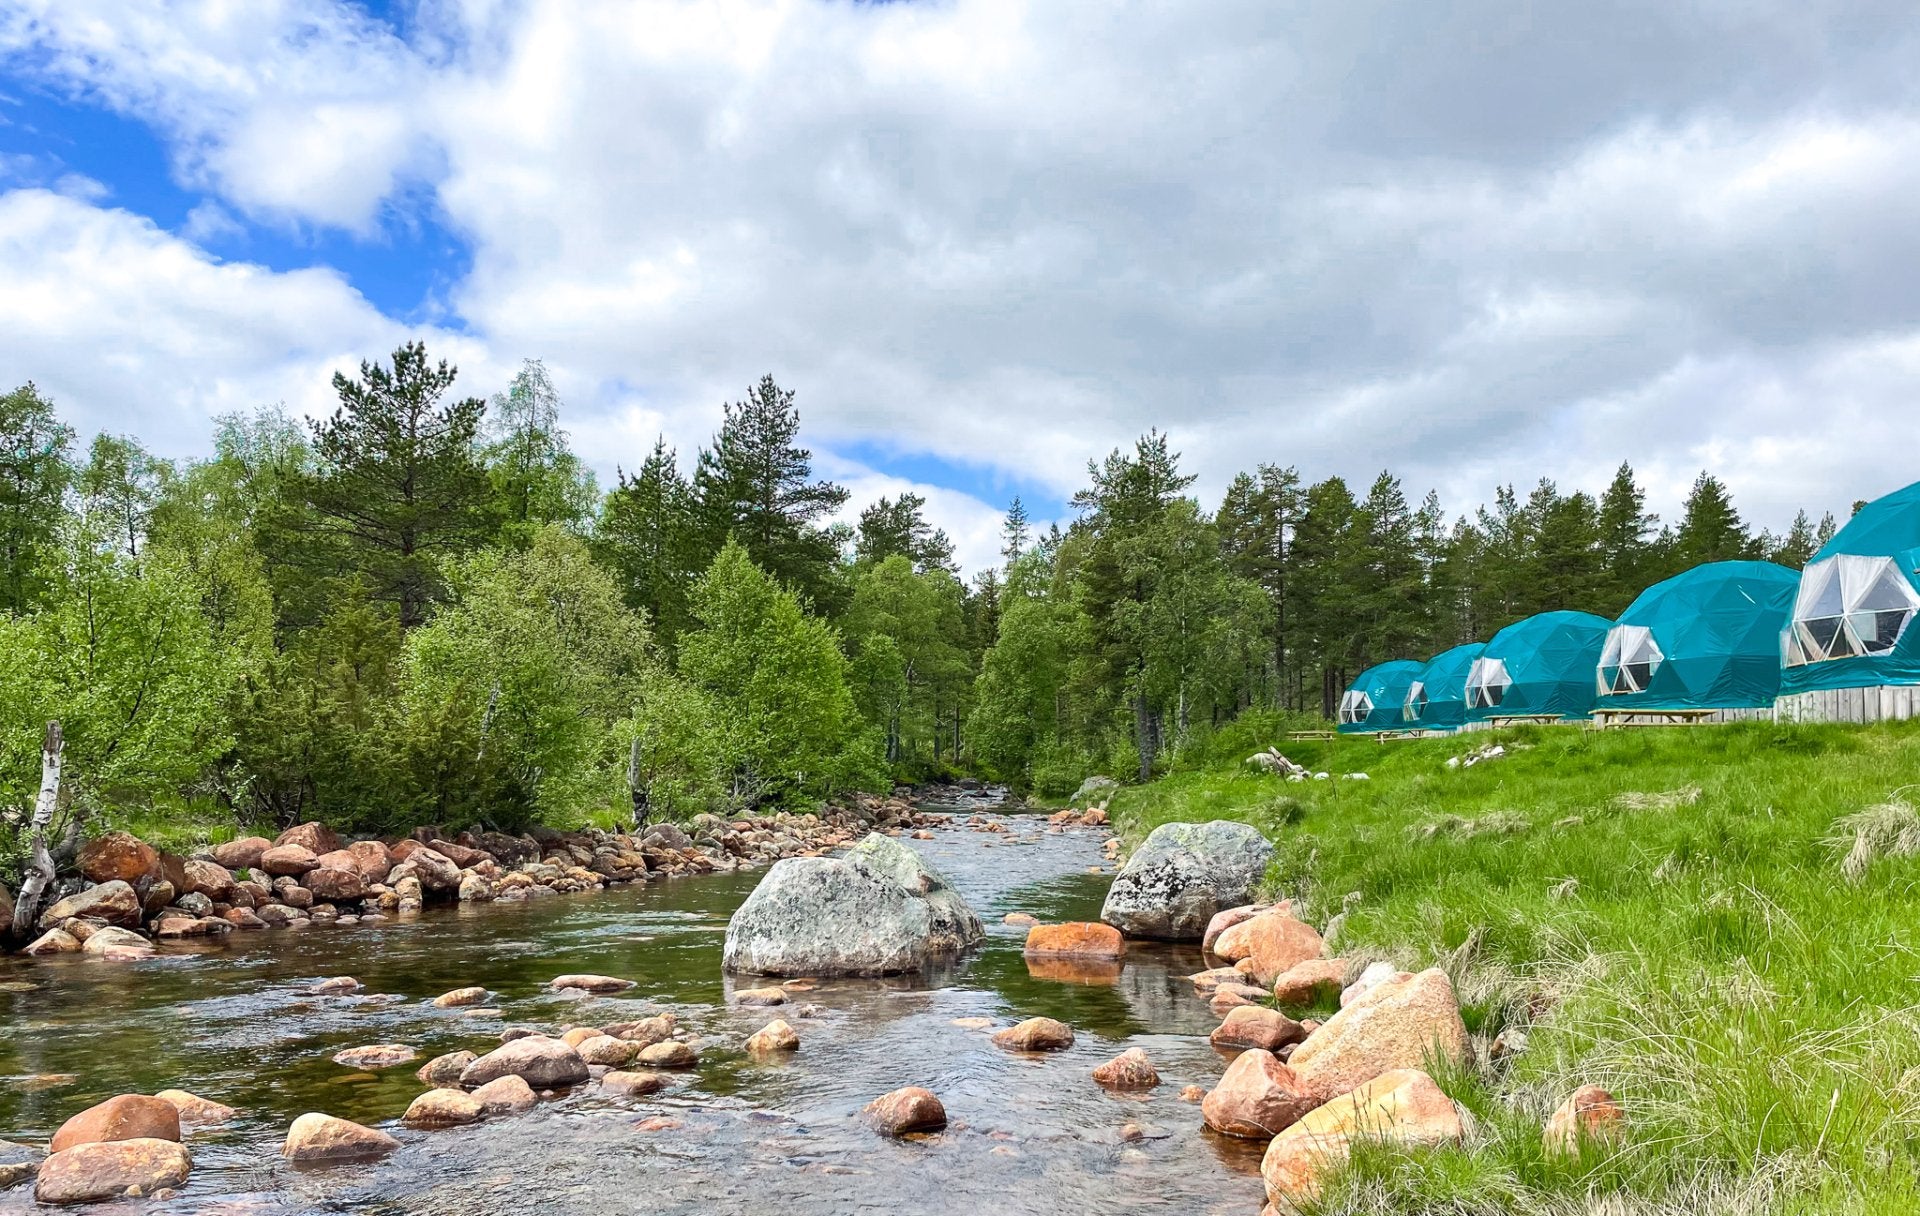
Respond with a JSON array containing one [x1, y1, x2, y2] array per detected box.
[[1, 815, 1263, 1215]]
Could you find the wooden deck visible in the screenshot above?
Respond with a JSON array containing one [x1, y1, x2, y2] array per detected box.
[[1591, 708, 1720, 729]]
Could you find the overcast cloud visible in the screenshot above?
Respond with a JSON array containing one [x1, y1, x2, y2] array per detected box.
[[4, 0, 1920, 572]]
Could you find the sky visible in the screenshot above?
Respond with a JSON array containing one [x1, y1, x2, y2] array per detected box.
[[4, 1, 1920, 575]]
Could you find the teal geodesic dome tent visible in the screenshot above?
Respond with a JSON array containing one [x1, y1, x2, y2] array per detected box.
[[1464, 610, 1612, 722], [1781, 480, 1920, 694], [1596, 561, 1798, 710], [1337, 660, 1425, 732], [1403, 642, 1484, 731]]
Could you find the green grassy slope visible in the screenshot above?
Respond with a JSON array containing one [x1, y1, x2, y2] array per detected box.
[[1112, 719, 1920, 1215]]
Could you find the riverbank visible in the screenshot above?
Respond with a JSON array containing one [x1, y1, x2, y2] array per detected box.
[[3, 790, 984, 960], [1109, 719, 1920, 1213]]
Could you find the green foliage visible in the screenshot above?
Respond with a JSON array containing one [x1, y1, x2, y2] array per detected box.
[[844, 555, 971, 773], [680, 540, 880, 804], [0, 382, 74, 615], [854, 492, 956, 573], [594, 437, 701, 644], [300, 341, 496, 628], [483, 359, 598, 545]]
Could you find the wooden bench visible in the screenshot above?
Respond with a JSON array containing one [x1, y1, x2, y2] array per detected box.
[[1288, 730, 1338, 740], [1590, 708, 1720, 729], [1484, 714, 1568, 728]]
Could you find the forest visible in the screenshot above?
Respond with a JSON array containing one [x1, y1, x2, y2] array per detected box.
[[0, 343, 1840, 846]]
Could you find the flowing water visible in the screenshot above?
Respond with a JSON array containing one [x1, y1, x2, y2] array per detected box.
[[0, 812, 1266, 1213]]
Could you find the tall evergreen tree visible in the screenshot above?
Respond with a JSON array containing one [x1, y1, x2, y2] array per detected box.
[[854, 492, 956, 573], [1596, 462, 1658, 612], [692, 375, 848, 612], [1001, 496, 1031, 566], [0, 383, 74, 615], [302, 341, 496, 629], [596, 438, 700, 644], [1766, 509, 1821, 568], [1673, 472, 1754, 569]]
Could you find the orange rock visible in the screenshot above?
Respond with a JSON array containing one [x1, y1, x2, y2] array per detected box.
[[259, 844, 320, 877], [1543, 1085, 1625, 1156], [1178, 1084, 1206, 1102], [34, 1139, 191, 1205], [560, 1027, 603, 1048], [634, 1115, 682, 1132], [1216, 911, 1324, 987], [1287, 969, 1469, 1103], [1210, 1006, 1310, 1053], [211, 837, 272, 870], [403, 1088, 483, 1127], [282, 1113, 400, 1161], [1271, 958, 1348, 1008], [601, 1070, 669, 1097], [1260, 1069, 1463, 1211], [77, 832, 161, 887], [471, 1074, 537, 1114], [1026, 955, 1124, 984], [153, 1089, 235, 1127], [50, 1095, 181, 1153], [1023, 922, 1124, 959], [864, 1087, 947, 1135], [746, 1019, 801, 1055], [1091, 1047, 1159, 1089], [992, 1017, 1075, 1051], [274, 821, 343, 856], [1203, 903, 1272, 954], [1201, 1049, 1318, 1138]]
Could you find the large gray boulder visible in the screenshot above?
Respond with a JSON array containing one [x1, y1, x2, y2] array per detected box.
[[722, 833, 984, 976], [1071, 775, 1120, 805], [1100, 820, 1273, 941]]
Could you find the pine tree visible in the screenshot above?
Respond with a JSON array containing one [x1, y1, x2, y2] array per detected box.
[[0, 383, 74, 615], [1673, 472, 1754, 569], [301, 341, 496, 629], [854, 492, 956, 573], [596, 438, 700, 644], [1767, 510, 1820, 568], [692, 375, 848, 612], [1596, 462, 1657, 612], [1001, 496, 1031, 566]]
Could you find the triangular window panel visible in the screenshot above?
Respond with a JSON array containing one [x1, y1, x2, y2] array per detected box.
[[1404, 681, 1427, 721], [1791, 555, 1920, 664]]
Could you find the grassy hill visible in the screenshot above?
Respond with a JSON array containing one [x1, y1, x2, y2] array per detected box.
[[1110, 717, 1920, 1215]]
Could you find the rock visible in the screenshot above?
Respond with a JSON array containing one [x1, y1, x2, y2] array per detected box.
[[605, 1014, 677, 1045], [1189, 966, 1245, 991], [408, 848, 461, 892], [635, 1041, 698, 1069], [733, 985, 788, 1006], [1202, 1049, 1318, 1138], [1340, 960, 1409, 1007], [39, 881, 141, 929], [1543, 1085, 1625, 1156], [259, 845, 320, 877], [403, 1088, 483, 1128], [345, 839, 394, 878], [1287, 968, 1470, 1103], [80, 926, 154, 959], [50, 1095, 182, 1153], [1261, 1069, 1463, 1211], [34, 1139, 191, 1205], [1070, 775, 1119, 804], [281, 1113, 401, 1161], [1214, 910, 1324, 986], [1003, 912, 1039, 926], [432, 987, 489, 1008], [1203, 902, 1276, 954], [303, 867, 367, 902], [457, 872, 492, 902], [723, 832, 984, 976], [746, 1019, 800, 1055], [274, 822, 343, 856], [633, 1115, 681, 1132], [601, 1070, 669, 1097], [1212, 1006, 1311, 1053], [1271, 959, 1348, 1008], [549, 974, 635, 993], [470, 1075, 537, 1115], [575, 1035, 640, 1066], [308, 976, 362, 996], [179, 859, 235, 901], [1091, 1047, 1159, 1089], [991, 1017, 1075, 1052], [864, 1087, 947, 1136], [331, 1045, 417, 1069], [23, 928, 81, 955], [460, 1037, 591, 1089], [1022, 922, 1124, 960], [211, 837, 272, 870], [416, 1051, 478, 1087], [1178, 1084, 1205, 1102], [1099, 821, 1273, 941], [152, 1090, 235, 1127], [77, 832, 161, 888], [1210, 984, 1267, 1015]]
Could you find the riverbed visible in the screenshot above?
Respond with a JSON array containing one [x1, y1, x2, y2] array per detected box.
[[1, 812, 1265, 1213]]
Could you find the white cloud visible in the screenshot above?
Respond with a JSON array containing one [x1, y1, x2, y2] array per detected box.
[[5, 0, 1920, 564]]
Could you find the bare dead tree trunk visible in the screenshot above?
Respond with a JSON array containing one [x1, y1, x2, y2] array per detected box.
[[12, 721, 62, 940], [627, 735, 649, 830], [474, 680, 501, 766]]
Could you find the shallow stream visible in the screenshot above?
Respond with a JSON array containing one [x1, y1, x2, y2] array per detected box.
[[1, 812, 1265, 1213]]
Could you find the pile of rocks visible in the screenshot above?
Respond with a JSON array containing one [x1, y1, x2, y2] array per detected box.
[[12, 797, 941, 958]]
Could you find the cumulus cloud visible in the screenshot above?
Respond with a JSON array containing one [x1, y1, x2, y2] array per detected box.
[[6, 0, 1920, 566]]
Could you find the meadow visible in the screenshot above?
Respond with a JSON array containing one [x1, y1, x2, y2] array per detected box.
[[1111, 717, 1920, 1215]]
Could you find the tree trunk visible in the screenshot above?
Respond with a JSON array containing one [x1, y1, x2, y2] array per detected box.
[[1133, 693, 1154, 784], [12, 721, 62, 940], [628, 735, 649, 830]]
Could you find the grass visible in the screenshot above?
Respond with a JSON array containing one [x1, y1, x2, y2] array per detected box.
[[1110, 719, 1920, 1214]]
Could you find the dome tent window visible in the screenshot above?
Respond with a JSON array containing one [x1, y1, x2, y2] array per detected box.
[[1598, 625, 1664, 695], [1786, 554, 1920, 666], [1403, 680, 1429, 721], [1465, 656, 1511, 709], [1337, 689, 1374, 725]]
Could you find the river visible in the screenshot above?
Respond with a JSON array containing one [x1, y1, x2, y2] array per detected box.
[[0, 811, 1266, 1213]]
